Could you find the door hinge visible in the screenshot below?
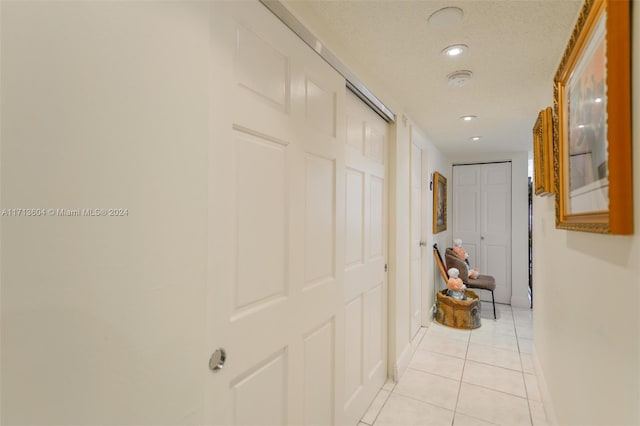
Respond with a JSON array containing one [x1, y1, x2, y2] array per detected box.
[[384, 264, 388, 272]]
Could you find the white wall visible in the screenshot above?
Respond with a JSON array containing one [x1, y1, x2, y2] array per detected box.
[[532, 5, 640, 425], [449, 151, 530, 308], [411, 125, 453, 323], [0, 3, 3, 420], [387, 117, 411, 379], [388, 119, 452, 379], [1, 2, 209, 423]]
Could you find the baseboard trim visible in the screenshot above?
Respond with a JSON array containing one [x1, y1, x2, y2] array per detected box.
[[510, 295, 531, 309], [532, 344, 558, 426], [394, 342, 412, 381], [393, 328, 427, 381]]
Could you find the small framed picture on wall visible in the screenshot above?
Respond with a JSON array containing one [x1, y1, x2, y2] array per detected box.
[[433, 171, 447, 234]]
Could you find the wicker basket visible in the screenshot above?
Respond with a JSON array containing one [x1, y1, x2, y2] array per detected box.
[[435, 289, 481, 329]]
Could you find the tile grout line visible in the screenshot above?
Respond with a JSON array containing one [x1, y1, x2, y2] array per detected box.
[[450, 328, 471, 426], [458, 379, 529, 400], [464, 306, 534, 425], [465, 361, 523, 374], [365, 326, 426, 425], [360, 378, 396, 426], [420, 348, 467, 360], [405, 366, 461, 383], [386, 391, 457, 415], [371, 313, 536, 426], [369, 388, 393, 426], [514, 310, 535, 426]]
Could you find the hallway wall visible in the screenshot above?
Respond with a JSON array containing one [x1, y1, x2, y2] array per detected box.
[[532, 5, 640, 425], [411, 125, 453, 325], [387, 113, 452, 380], [1, 2, 210, 423]]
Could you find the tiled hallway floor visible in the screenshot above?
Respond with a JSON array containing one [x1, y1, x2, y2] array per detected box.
[[360, 302, 547, 426]]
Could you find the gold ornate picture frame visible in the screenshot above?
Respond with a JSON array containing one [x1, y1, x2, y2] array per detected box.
[[533, 107, 554, 196], [553, 0, 633, 234], [433, 171, 447, 234]]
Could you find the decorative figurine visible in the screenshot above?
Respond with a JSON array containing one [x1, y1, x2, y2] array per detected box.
[[453, 238, 479, 279], [447, 267, 466, 300]]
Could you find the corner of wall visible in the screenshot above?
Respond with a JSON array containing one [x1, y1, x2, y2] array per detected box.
[[532, 345, 558, 425], [386, 120, 399, 377], [393, 342, 412, 382], [387, 115, 413, 381]]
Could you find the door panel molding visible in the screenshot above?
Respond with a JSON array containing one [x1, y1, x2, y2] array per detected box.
[[453, 162, 512, 304]]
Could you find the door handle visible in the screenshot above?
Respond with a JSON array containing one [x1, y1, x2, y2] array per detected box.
[[419, 241, 427, 247], [209, 348, 226, 372], [481, 236, 485, 240]]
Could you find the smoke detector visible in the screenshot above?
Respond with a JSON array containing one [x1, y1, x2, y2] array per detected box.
[[447, 70, 473, 87]]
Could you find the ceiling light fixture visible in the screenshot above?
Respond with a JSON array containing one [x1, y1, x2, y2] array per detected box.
[[428, 7, 464, 29], [461, 115, 477, 121], [470, 136, 482, 141], [442, 44, 468, 57], [447, 70, 473, 87], [594, 97, 603, 103]]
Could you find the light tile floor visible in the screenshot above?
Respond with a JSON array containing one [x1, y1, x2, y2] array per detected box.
[[360, 302, 548, 426]]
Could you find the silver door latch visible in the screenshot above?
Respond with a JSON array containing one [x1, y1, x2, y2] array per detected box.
[[209, 348, 226, 372]]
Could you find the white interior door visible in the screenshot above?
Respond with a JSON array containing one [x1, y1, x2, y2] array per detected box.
[[453, 166, 482, 271], [343, 91, 388, 425], [410, 142, 423, 338], [453, 163, 511, 304], [208, 2, 347, 424], [480, 163, 512, 304]]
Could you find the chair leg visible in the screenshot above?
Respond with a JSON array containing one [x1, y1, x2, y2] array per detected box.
[[491, 290, 497, 319]]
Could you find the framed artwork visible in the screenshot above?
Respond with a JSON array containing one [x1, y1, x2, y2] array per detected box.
[[553, 0, 632, 234], [433, 171, 447, 233], [533, 107, 554, 196]]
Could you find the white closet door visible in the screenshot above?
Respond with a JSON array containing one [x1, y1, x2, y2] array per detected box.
[[453, 165, 482, 272], [208, 2, 347, 424], [453, 163, 511, 304], [480, 163, 512, 304], [343, 90, 388, 425]]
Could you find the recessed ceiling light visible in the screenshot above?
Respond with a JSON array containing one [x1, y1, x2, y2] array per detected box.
[[442, 44, 468, 57], [594, 97, 603, 103], [470, 136, 482, 141], [428, 7, 464, 29], [461, 115, 477, 121]]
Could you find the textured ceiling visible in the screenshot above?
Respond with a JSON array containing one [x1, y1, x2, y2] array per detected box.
[[283, 0, 583, 157]]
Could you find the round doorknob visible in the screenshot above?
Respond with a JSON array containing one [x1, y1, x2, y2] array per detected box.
[[209, 348, 226, 372]]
